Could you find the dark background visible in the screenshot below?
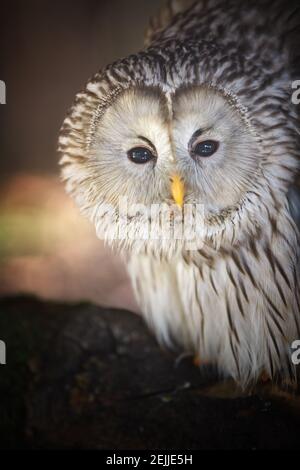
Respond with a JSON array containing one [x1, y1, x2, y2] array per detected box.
[[0, 0, 160, 176], [0, 0, 163, 308]]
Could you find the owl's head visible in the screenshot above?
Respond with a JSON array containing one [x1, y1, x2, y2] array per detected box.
[[58, 43, 297, 257]]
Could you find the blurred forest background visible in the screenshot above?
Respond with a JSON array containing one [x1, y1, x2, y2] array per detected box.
[[0, 0, 161, 310]]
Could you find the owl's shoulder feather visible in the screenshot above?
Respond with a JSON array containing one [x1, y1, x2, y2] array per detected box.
[[144, 0, 196, 46], [288, 176, 300, 231]]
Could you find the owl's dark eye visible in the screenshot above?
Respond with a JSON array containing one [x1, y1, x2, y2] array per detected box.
[[127, 147, 155, 164], [192, 140, 219, 158]]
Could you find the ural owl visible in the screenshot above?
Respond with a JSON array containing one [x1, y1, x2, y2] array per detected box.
[[58, 0, 300, 387]]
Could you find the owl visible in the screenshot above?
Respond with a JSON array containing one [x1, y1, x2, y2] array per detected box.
[[58, 0, 300, 388]]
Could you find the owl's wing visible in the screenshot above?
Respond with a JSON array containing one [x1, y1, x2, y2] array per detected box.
[[286, 2, 300, 230], [144, 0, 196, 46], [288, 177, 300, 231]]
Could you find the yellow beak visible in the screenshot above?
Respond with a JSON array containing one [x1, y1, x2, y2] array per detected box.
[[170, 174, 185, 208]]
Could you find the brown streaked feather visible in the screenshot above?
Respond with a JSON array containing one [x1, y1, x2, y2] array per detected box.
[[145, 0, 196, 46]]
